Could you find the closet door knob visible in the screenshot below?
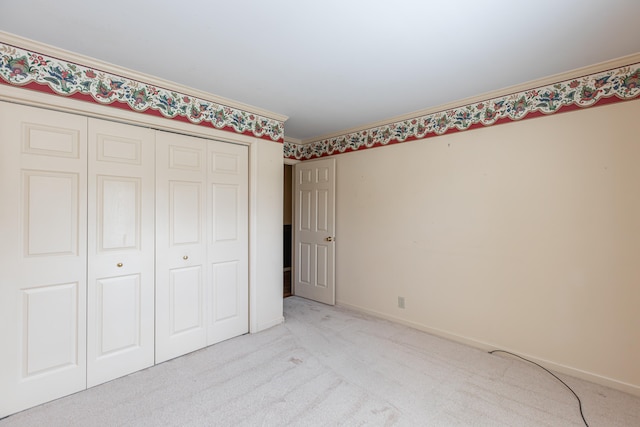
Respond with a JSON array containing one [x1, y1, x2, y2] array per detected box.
[[117, 262, 123, 267], [183, 255, 189, 260]]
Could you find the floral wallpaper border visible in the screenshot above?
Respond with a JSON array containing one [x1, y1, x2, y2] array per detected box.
[[0, 42, 285, 142], [284, 62, 640, 160]]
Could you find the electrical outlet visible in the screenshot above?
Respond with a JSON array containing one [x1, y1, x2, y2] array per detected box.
[[398, 296, 405, 309]]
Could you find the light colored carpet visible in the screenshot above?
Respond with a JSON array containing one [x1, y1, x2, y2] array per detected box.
[[2, 296, 638, 426]]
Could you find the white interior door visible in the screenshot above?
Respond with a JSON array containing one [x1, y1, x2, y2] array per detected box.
[[155, 131, 208, 363], [294, 158, 336, 305], [207, 141, 249, 344], [0, 102, 88, 417], [87, 119, 155, 387]]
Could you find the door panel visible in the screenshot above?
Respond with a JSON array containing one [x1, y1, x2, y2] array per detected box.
[[24, 171, 79, 256], [317, 189, 329, 231], [0, 102, 88, 418], [95, 132, 142, 164], [156, 131, 208, 363], [23, 282, 80, 376], [170, 181, 203, 245], [95, 275, 141, 356], [299, 189, 312, 230], [21, 122, 80, 158], [170, 266, 204, 335], [211, 261, 240, 321], [212, 184, 239, 241], [299, 243, 312, 284], [87, 119, 154, 387], [294, 158, 336, 305], [98, 176, 140, 250], [316, 245, 329, 288]]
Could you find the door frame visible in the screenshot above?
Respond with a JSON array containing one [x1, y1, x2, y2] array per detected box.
[[284, 158, 300, 296]]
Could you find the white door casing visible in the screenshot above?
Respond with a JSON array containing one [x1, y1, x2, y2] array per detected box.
[[294, 158, 336, 305], [0, 103, 88, 417], [86, 119, 155, 387]]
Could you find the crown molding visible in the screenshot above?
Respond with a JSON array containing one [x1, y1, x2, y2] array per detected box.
[[285, 53, 640, 160], [304, 53, 640, 144], [284, 136, 302, 144], [0, 31, 288, 122], [0, 31, 287, 142]]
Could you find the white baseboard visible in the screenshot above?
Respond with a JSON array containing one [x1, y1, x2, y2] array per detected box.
[[336, 299, 640, 398], [253, 316, 285, 333]]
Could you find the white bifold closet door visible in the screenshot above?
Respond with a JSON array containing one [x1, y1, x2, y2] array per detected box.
[[86, 118, 155, 387], [206, 138, 249, 344], [0, 102, 249, 417], [155, 131, 248, 363], [0, 103, 88, 417]]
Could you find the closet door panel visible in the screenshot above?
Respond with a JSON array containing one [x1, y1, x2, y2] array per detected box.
[[0, 103, 87, 418], [87, 119, 155, 387], [95, 274, 141, 353], [156, 131, 207, 363], [207, 141, 249, 344], [169, 266, 204, 333]]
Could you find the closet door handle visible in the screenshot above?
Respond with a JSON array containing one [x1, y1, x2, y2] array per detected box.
[[116, 262, 123, 267], [183, 255, 189, 260]]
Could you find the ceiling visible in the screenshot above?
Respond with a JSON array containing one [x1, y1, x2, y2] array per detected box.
[[2, 1, 639, 142]]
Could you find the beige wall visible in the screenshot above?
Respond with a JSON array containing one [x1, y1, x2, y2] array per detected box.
[[250, 139, 284, 332], [334, 100, 640, 395]]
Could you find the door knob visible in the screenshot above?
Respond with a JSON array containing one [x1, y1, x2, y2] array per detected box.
[[183, 255, 189, 260], [325, 236, 335, 242], [116, 262, 123, 267]]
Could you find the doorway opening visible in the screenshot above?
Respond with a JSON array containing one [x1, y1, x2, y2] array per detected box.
[[283, 164, 293, 297]]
